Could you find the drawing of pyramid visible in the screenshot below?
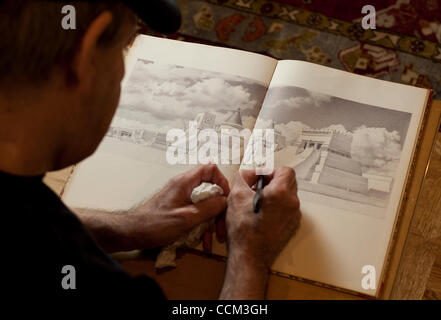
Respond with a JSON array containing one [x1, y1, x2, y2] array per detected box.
[[293, 129, 369, 195]]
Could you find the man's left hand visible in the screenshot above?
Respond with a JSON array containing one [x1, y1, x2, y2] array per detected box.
[[125, 164, 230, 251]]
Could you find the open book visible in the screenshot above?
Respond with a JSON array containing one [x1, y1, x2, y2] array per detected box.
[[62, 35, 432, 297]]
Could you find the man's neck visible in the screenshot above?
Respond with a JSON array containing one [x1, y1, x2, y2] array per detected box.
[[0, 89, 62, 176]]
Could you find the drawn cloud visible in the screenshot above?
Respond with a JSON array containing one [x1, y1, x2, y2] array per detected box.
[[276, 121, 312, 143], [268, 90, 332, 111], [351, 126, 402, 176], [118, 60, 259, 126]]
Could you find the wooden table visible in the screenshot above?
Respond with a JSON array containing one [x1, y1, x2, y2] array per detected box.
[[44, 101, 441, 300]]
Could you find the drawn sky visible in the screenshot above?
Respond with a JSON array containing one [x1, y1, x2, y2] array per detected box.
[[113, 59, 267, 133], [260, 86, 411, 144]]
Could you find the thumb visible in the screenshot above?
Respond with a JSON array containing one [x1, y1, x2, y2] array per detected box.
[[189, 196, 227, 225], [238, 169, 258, 187]]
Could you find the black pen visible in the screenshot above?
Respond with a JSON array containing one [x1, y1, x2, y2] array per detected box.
[[253, 175, 264, 214]]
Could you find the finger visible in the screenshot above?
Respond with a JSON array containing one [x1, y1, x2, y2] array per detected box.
[[187, 196, 227, 225], [200, 164, 230, 196], [268, 167, 296, 189], [238, 169, 274, 193], [182, 164, 230, 198], [238, 169, 259, 187], [262, 170, 275, 185], [291, 170, 299, 194], [203, 229, 212, 253], [263, 167, 297, 199], [215, 213, 226, 243]]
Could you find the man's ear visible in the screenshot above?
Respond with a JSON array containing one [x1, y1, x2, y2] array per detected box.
[[71, 11, 113, 90]]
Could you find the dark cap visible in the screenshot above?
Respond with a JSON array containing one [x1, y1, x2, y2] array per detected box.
[[124, 0, 181, 34], [52, 0, 181, 34]]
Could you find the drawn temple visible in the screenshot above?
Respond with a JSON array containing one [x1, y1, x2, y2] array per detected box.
[[293, 129, 369, 194]]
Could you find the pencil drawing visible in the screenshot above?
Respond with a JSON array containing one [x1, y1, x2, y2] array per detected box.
[[255, 86, 412, 217]]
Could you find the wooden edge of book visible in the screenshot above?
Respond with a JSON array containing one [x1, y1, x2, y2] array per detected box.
[[379, 97, 441, 299]]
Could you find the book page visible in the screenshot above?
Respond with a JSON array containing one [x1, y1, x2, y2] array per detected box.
[[63, 35, 277, 211], [214, 60, 429, 296]]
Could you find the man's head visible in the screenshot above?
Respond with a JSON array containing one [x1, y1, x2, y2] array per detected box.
[[0, 1, 146, 174]]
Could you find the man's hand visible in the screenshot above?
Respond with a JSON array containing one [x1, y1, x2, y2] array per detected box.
[[220, 167, 301, 300], [127, 164, 230, 250], [75, 164, 229, 252]]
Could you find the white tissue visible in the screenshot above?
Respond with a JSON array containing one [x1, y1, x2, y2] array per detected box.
[[190, 182, 224, 204], [155, 182, 224, 269]]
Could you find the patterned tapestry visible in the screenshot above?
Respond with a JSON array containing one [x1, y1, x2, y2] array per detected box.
[[142, 0, 441, 111]]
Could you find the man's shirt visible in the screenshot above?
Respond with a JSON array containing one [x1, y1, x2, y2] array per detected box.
[[2, 170, 165, 298]]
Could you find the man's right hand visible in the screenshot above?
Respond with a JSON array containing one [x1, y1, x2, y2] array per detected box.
[[220, 167, 301, 300]]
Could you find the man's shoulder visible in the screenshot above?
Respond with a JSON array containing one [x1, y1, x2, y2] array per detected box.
[[2, 173, 165, 297]]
